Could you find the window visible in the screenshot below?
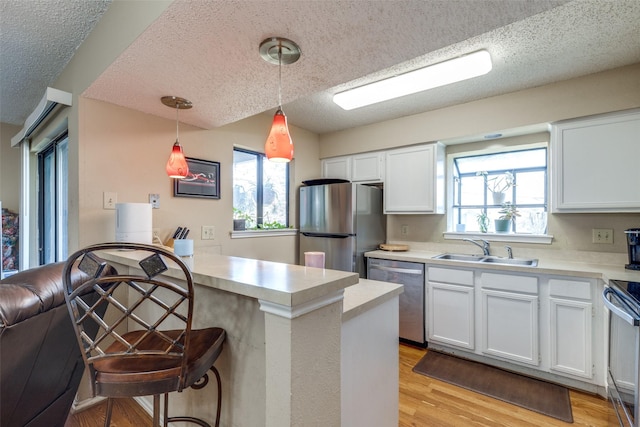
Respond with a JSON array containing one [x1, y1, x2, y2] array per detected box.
[[37, 131, 68, 263], [233, 148, 289, 229], [452, 147, 547, 235]]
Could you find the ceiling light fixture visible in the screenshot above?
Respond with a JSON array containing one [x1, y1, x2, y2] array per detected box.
[[259, 37, 301, 162], [333, 50, 492, 110], [162, 96, 192, 179]]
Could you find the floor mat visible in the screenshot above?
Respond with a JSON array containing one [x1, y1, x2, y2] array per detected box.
[[412, 350, 573, 423]]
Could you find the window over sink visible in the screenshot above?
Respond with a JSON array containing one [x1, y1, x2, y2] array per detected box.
[[450, 146, 548, 237]]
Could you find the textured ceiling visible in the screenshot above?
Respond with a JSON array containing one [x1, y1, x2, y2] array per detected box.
[[0, 0, 111, 126], [2, 0, 640, 136]]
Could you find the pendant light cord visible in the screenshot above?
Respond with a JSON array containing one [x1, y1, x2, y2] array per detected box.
[[175, 104, 180, 142], [278, 44, 283, 109]]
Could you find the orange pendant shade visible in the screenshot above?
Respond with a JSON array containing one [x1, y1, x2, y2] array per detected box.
[[166, 141, 189, 178], [265, 109, 293, 162]]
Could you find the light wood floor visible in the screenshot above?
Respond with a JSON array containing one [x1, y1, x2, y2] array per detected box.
[[66, 344, 612, 426]]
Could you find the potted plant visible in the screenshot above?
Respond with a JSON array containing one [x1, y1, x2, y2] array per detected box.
[[476, 212, 489, 233], [495, 202, 520, 233], [477, 171, 515, 205], [233, 208, 252, 231]]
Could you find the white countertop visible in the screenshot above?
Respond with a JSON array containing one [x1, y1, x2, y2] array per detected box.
[[343, 279, 403, 322], [101, 250, 359, 306], [366, 249, 640, 283]]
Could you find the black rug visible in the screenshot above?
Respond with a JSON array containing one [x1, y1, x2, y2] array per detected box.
[[413, 350, 573, 423]]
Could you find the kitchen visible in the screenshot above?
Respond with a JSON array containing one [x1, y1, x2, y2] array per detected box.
[[1, 1, 640, 426]]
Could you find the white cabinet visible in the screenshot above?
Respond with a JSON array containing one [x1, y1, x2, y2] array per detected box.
[[322, 156, 351, 180], [551, 109, 640, 212], [321, 152, 384, 182], [549, 278, 593, 379], [384, 143, 445, 214], [351, 152, 384, 182], [480, 272, 539, 366], [427, 267, 475, 350]]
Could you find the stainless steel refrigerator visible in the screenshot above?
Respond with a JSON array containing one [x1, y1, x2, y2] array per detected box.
[[299, 182, 385, 277]]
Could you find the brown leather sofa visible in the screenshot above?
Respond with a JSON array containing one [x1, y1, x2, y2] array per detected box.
[[0, 262, 113, 427]]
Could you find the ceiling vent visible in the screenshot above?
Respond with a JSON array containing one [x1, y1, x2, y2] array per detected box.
[[11, 87, 72, 146]]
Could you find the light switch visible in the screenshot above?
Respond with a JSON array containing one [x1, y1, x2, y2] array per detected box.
[[149, 193, 160, 209], [103, 192, 117, 209]]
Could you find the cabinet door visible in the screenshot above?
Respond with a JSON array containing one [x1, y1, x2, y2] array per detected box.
[[384, 143, 444, 214], [322, 157, 351, 180], [551, 109, 640, 212], [550, 298, 593, 378], [352, 152, 384, 182], [428, 282, 474, 349], [481, 289, 539, 366]]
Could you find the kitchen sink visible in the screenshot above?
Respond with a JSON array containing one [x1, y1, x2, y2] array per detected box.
[[481, 256, 538, 267], [432, 253, 538, 267], [432, 253, 486, 262]]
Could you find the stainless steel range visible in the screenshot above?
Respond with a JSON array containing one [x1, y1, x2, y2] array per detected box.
[[604, 279, 640, 427]]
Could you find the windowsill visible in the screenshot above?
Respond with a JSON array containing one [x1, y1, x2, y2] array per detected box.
[[230, 228, 298, 239], [443, 231, 553, 244]]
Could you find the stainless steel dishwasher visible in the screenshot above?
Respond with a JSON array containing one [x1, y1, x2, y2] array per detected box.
[[367, 257, 425, 346]]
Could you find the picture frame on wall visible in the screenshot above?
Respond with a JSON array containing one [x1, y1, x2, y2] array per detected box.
[[174, 157, 220, 199]]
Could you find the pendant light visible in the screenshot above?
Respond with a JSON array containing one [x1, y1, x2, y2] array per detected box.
[[259, 37, 301, 162], [162, 96, 192, 178]]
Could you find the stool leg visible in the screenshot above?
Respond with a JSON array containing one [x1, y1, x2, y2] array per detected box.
[[211, 366, 222, 427], [104, 398, 113, 427], [153, 394, 161, 426], [163, 393, 170, 427]]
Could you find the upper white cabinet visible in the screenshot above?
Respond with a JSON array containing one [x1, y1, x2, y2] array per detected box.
[[351, 152, 384, 182], [551, 109, 640, 212], [322, 156, 351, 181], [321, 152, 384, 182], [384, 143, 445, 214]]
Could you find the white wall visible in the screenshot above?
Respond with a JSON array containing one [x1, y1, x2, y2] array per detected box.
[[0, 123, 21, 212], [78, 98, 320, 264]]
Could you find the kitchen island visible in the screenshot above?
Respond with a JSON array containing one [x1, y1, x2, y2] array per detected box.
[[99, 249, 402, 427]]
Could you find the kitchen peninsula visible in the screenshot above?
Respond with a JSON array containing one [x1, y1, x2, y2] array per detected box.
[[99, 249, 402, 427]]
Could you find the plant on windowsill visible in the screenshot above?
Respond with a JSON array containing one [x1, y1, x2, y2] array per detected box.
[[495, 202, 520, 233], [233, 208, 252, 231], [477, 212, 489, 233], [477, 171, 515, 205]]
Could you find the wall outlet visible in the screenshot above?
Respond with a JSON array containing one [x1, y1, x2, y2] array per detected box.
[[592, 228, 613, 244], [149, 193, 160, 209], [401, 225, 409, 236], [202, 225, 215, 240], [103, 192, 117, 209]]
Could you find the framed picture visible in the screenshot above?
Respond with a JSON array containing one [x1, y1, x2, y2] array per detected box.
[[174, 157, 220, 199]]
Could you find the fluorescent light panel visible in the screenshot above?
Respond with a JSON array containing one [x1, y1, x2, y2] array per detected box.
[[333, 50, 492, 110]]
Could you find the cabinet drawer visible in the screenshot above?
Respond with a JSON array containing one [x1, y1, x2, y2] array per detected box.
[[549, 278, 592, 300], [428, 267, 473, 286], [480, 272, 538, 293]]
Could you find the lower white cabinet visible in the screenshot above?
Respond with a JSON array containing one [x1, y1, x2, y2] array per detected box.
[[429, 281, 475, 350], [481, 289, 539, 366], [425, 264, 603, 390], [549, 278, 593, 378]]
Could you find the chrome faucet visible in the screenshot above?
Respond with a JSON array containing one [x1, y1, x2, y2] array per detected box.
[[462, 238, 491, 256], [505, 245, 513, 259]]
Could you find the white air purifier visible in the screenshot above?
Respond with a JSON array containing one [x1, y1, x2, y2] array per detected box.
[[115, 203, 152, 244]]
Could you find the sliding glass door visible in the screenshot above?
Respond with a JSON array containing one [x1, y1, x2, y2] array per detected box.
[[37, 132, 68, 264]]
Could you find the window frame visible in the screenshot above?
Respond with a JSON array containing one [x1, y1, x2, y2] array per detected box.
[[231, 147, 295, 238], [445, 142, 553, 244]]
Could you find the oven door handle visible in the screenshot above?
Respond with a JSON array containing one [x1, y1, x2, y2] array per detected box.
[[603, 287, 640, 326]]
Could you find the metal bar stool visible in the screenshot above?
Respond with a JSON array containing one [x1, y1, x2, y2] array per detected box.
[[63, 242, 225, 427]]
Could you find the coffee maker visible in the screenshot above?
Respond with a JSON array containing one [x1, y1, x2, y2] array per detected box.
[[625, 228, 640, 270]]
